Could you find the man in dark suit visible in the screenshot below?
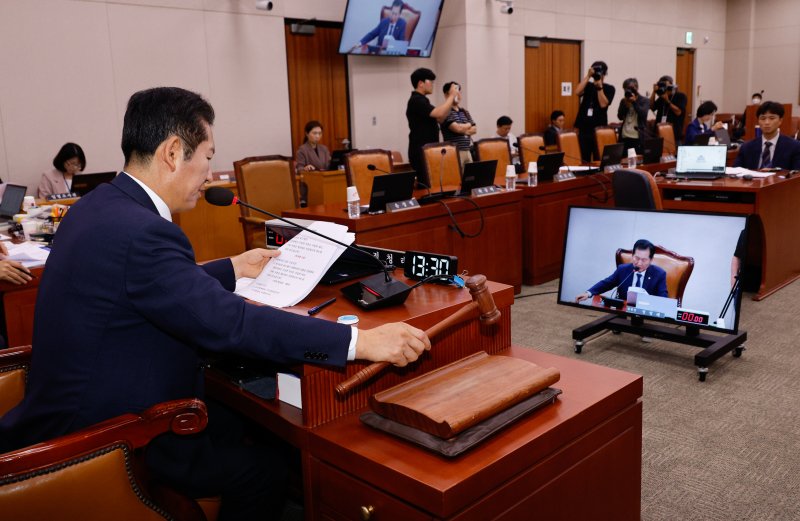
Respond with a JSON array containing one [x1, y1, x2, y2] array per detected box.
[[733, 101, 800, 170], [575, 239, 668, 303], [0, 87, 429, 520], [355, 0, 407, 51]]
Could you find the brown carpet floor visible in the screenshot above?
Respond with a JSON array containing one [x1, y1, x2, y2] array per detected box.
[[510, 279, 800, 521]]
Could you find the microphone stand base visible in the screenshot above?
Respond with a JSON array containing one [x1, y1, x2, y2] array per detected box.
[[340, 272, 413, 310]]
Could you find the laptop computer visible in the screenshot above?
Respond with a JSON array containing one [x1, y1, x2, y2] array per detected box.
[[329, 149, 353, 171], [0, 184, 27, 220], [360, 172, 415, 214], [599, 143, 625, 169], [675, 145, 728, 179], [692, 130, 732, 147], [536, 152, 565, 182], [642, 137, 664, 164], [71, 171, 117, 196], [456, 160, 497, 195]]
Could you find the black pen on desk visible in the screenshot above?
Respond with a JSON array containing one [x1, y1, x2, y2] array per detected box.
[[308, 297, 336, 315]]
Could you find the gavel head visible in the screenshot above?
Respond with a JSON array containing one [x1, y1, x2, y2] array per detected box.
[[465, 274, 501, 326]]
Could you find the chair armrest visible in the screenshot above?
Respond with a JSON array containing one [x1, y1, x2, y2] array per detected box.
[[0, 345, 32, 367], [0, 399, 207, 475]]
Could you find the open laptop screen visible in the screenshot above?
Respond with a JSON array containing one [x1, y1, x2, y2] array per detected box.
[[0, 184, 27, 218], [676, 145, 727, 173], [71, 171, 117, 196]]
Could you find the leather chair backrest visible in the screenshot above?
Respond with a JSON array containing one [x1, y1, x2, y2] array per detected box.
[[381, 3, 421, 42], [423, 142, 461, 187], [0, 444, 172, 521], [475, 138, 511, 185], [595, 126, 618, 159], [616, 246, 695, 305], [612, 169, 663, 210], [0, 346, 30, 417], [557, 131, 582, 166], [517, 134, 545, 169], [345, 149, 393, 205], [234, 156, 298, 217], [657, 123, 676, 156]]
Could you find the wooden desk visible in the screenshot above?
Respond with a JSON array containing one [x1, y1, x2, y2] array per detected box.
[[656, 174, 800, 300], [520, 175, 615, 285], [283, 190, 524, 292], [304, 169, 347, 207], [1, 266, 43, 347], [206, 279, 643, 520]]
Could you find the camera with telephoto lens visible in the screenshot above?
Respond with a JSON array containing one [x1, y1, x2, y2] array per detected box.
[[591, 65, 604, 81], [625, 87, 638, 99], [656, 81, 674, 96]]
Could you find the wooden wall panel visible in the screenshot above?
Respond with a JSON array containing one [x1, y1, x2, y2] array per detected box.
[[524, 39, 581, 134], [285, 24, 351, 155]]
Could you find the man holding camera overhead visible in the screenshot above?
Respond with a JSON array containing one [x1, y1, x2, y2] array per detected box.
[[617, 78, 651, 154], [575, 61, 615, 162], [650, 75, 688, 144]]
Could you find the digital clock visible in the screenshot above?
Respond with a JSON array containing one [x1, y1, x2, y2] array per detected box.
[[403, 250, 458, 280], [675, 309, 710, 326]]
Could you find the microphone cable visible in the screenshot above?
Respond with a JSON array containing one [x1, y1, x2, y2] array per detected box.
[[436, 196, 485, 239], [585, 172, 612, 204]]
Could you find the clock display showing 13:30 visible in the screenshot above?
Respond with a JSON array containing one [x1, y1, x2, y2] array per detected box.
[[403, 250, 459, 280]]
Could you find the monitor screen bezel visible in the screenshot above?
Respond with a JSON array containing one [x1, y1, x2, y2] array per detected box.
[[338, 0, 445, 58], [556, 206, 747, 335]]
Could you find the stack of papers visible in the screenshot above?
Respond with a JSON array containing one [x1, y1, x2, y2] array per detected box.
[[236, 221, 353, 307], [725, 167, 774, 178], [4, 241, 50, 268]]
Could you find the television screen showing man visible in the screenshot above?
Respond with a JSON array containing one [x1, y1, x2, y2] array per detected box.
[[349, 0, 407, 55]]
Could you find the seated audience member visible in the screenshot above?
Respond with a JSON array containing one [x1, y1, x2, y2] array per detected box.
[[494, 115, 519, 166], [0, 87, 430, 520], [351, 0, 406, 53], [733, 101, 800, 170], [38, 142, 85, 199], [616, 78, 651, 153], [544, 110, 565, 147], [650, 75, 687, 144], [295, 120, 331, 206], [575, 239, 668, 303], [440, 81, 477, 166], [685, 101, 725, 145]]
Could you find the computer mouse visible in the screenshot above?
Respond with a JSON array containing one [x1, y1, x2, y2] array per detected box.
[[742, 174, 753, 181]]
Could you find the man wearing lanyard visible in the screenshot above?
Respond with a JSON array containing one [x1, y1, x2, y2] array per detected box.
[[734, 101, 800, 171], [650, 75, 688, 145], [574, 61, 615, 162]]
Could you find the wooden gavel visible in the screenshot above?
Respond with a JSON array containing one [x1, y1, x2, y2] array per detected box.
[[335, 274, 501, 396]]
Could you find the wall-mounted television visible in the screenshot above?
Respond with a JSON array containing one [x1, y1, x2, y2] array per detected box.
[[558, 207, 747, 334], [338, 0, 445, 57]]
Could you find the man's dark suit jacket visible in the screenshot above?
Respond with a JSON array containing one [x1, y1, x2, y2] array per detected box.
[[733, 134, 800, 170], [360, 16, 407, 47], [0, 173, 351, 451], [588, 263, 668, 299]]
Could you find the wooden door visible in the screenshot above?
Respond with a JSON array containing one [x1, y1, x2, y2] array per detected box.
[[524, 39, 581, 134], [285, 23, 351, 154], [676, 48, 695, 121]]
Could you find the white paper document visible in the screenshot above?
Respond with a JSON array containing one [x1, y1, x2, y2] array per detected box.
[[4, 241, 49, 268], [236, 221, 353, 307], [725, 167, 775, 178]]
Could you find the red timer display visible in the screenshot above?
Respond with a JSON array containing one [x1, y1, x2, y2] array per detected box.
[[675, 309, 710, 325]]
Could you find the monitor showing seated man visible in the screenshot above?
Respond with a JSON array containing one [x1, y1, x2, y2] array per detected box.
[[558, 207, 747, 334]]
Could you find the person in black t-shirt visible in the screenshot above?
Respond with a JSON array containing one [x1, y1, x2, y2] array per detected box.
[[650, 75, 688, 144], [574, 61, 615, 162], [406, 68, 458, 187]]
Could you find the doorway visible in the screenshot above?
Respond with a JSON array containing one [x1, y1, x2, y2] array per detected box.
[[676, 48, 695, 119], [524, 38, 581, 134]]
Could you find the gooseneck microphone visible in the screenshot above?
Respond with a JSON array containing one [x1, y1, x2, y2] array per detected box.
[[438, 147, 446, 194], [367, 163, 432, 196], [205, 186, 412, 302], [613, 268, 640, 300]]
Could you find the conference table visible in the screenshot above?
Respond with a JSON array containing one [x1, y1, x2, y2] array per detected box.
[[206, 275, 643, 520], [283, 189, 524, 292]]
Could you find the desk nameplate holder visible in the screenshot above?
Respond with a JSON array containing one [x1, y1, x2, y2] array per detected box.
[[554, 171, 576, 182], [472, 186, 502, 197], [386, 198, 420, 213]]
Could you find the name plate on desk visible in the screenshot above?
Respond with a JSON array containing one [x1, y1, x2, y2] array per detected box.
[[472, 185, 502, 197], [387, 198, 420, 213], [554, 171, 576, 182]]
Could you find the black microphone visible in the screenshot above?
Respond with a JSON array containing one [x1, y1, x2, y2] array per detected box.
[[613, 267, 641, 300], [366, 163, 391, 175], [205, 187, 413, 304]]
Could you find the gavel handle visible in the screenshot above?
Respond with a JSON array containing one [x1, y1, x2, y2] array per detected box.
[[334, 301, 479, 396]]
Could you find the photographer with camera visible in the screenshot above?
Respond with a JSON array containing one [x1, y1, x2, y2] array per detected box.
[[575, 61, 615, 161], [650, 75, 687, 144], [617, 78, 651, 154]]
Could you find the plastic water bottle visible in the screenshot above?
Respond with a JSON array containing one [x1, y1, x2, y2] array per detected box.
[[505, 165, 517, 191], [346, 186, 360, 219], [627, 148, 637, 168], [527, 162, 538, 186]]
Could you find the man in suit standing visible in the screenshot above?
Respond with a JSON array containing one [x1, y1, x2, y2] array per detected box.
[[0, 87, 430, 520], [733, 101, 800, 170], [354, 0, 407, 52], [575, 239, 668, 303]]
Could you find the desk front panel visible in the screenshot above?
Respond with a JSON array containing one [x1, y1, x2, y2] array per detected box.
[[174, 180, 245, 261], [521, 175, 614, 285]]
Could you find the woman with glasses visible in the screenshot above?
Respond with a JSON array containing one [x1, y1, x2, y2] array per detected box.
[[38, 142, 86, 199]]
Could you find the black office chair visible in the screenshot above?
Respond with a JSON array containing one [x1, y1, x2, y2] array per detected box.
[[612, 169, 663, 210]]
